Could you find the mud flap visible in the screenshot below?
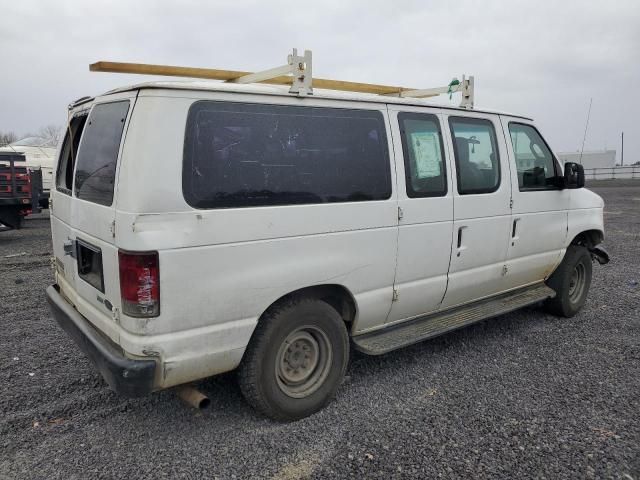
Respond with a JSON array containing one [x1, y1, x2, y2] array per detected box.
[[589, 245, 610, 265]]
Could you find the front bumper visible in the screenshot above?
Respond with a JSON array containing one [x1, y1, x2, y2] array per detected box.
[[46, 285, 156, 397]]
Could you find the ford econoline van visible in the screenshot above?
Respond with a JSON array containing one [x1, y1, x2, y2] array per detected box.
[[47, 80, 609, 420]]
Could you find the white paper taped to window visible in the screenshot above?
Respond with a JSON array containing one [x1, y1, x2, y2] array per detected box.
[[410, 132, 440, 178]]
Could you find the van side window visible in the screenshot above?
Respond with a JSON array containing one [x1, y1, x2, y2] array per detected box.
[[183, 102, 392, 209], [449, 117, 500, 195], [74, 101, 130, 206], [56, 114, 88, 195], [508, 123, 558, 190], [398, 113, 447, 197]]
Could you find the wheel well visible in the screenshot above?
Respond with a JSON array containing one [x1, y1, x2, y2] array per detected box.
[[570, 229, 603, 249], [262, 285, 357, 325]]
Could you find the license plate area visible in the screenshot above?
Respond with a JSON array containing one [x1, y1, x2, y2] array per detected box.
[[76, 239, 105, 293]]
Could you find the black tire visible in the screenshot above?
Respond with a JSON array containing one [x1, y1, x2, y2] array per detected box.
[[545, 245, 592, 317], [238, 297, 349, 421]]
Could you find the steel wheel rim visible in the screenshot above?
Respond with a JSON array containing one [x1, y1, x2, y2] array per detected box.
[[568, 263, 586, 303], [275, 326, 333, 399]]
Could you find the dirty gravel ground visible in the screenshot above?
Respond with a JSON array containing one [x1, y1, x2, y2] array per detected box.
[[1, 184, 638, 479]]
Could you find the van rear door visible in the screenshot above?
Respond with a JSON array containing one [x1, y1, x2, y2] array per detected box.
[[51, 92, 136, 341]]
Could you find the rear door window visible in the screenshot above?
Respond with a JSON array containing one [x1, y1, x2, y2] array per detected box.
[[74, 101, 130, 206], [56, 114, 88, 195], [183, 101, 392, 209]]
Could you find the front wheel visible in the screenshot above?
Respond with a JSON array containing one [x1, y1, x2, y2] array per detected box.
[[545, 245, 593, 317], [238, 298, 349, 421]]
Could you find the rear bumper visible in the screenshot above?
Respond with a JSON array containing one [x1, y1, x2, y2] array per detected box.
[[46, 285, 157, 397]]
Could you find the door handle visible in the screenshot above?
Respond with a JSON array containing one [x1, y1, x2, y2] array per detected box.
[[456, 226, 467, 257], [511, 218, 520, 246]]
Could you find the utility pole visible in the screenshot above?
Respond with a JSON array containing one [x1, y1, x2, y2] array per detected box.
[[621, 131, 624, 166]]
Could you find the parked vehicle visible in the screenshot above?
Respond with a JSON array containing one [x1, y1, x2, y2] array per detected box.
[[0, 152, 42, 230], [46, 71, 609, 420], [0, 136, 56, 208]]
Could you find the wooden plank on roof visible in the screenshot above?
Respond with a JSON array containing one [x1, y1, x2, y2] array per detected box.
[[89, 61, 437, 98]]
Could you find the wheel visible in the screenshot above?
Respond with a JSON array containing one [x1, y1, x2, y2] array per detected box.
[[238, 297, 349, 421], [545, 245, 592, 317]]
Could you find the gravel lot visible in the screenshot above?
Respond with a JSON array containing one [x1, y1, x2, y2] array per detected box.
[[1, 184, 639, 479]]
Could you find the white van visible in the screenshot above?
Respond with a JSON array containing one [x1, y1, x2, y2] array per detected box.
[[47, 80, 609, 420]]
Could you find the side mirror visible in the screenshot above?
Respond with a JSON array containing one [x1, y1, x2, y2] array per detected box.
[[564, 162, 585, 189]]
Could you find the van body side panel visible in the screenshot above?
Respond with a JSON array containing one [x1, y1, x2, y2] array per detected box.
[[113, 97, 188, 214], [110, 92, 399, 387], [158, 229, 397, 332]]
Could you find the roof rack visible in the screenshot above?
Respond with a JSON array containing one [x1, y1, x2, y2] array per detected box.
[[90, 48, 475, 109]]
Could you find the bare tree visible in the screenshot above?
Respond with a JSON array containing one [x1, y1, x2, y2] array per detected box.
[[0, 131, 18, 146], [38, 125, 63, 144]]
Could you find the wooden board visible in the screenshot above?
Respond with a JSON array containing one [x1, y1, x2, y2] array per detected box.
[[89, 61, 437, 97]]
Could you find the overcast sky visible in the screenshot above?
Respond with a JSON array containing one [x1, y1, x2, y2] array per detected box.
[[1, 0, 638, 162]]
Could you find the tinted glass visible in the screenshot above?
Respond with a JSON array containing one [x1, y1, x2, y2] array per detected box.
[[509, 123, 558, 190], [399, 113, 447, 197], [74, 101, 129, 205], [183, 102, 391, 208], [56, 114, 87, 194], [449, 117, 500, 194]]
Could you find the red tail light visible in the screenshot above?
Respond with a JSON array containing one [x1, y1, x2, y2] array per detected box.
[[23, 174, 32, 195], [118, 250, 160, 317]]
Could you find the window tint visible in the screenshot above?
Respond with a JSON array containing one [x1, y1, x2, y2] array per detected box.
[[508, 123, 558, 190], [74, 101, 130, 206], [183, 102, 391, 208], [449, 117, 500, 194], [398, 113, 447, 197], [56, 114, 88, 194]]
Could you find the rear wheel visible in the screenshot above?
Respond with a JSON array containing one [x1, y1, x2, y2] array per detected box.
[[545, 245, 592, 317], [238, 297, 349, 421]]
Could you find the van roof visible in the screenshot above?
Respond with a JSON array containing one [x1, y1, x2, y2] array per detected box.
[[101, 81, 533, 121]]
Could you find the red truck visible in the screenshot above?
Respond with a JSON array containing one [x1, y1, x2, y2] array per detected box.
[[0, 152, 42, 230]]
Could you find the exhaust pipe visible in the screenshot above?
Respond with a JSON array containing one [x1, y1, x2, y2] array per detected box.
[[176, 385, 210, 409]]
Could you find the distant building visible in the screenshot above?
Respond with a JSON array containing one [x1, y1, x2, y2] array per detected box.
[[556, 150, 616, 169]]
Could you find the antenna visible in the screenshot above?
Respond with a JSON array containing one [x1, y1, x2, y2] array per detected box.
[[578, 97, 592, 164]]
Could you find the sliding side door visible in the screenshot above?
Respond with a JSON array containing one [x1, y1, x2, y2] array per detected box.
[[385, 105, 454, 324]]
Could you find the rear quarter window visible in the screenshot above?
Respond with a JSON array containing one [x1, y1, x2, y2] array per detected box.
[[74, 101, 130, 206], [182, 101, 392, 209]]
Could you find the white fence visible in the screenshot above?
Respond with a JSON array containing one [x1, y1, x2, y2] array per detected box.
[[584, 166, 640, 180]]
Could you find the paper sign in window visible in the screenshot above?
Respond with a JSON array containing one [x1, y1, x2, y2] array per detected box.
[[410, 132, 441, 178]]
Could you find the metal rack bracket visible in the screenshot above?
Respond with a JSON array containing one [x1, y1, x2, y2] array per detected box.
[[226, 49, 313, 96]]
